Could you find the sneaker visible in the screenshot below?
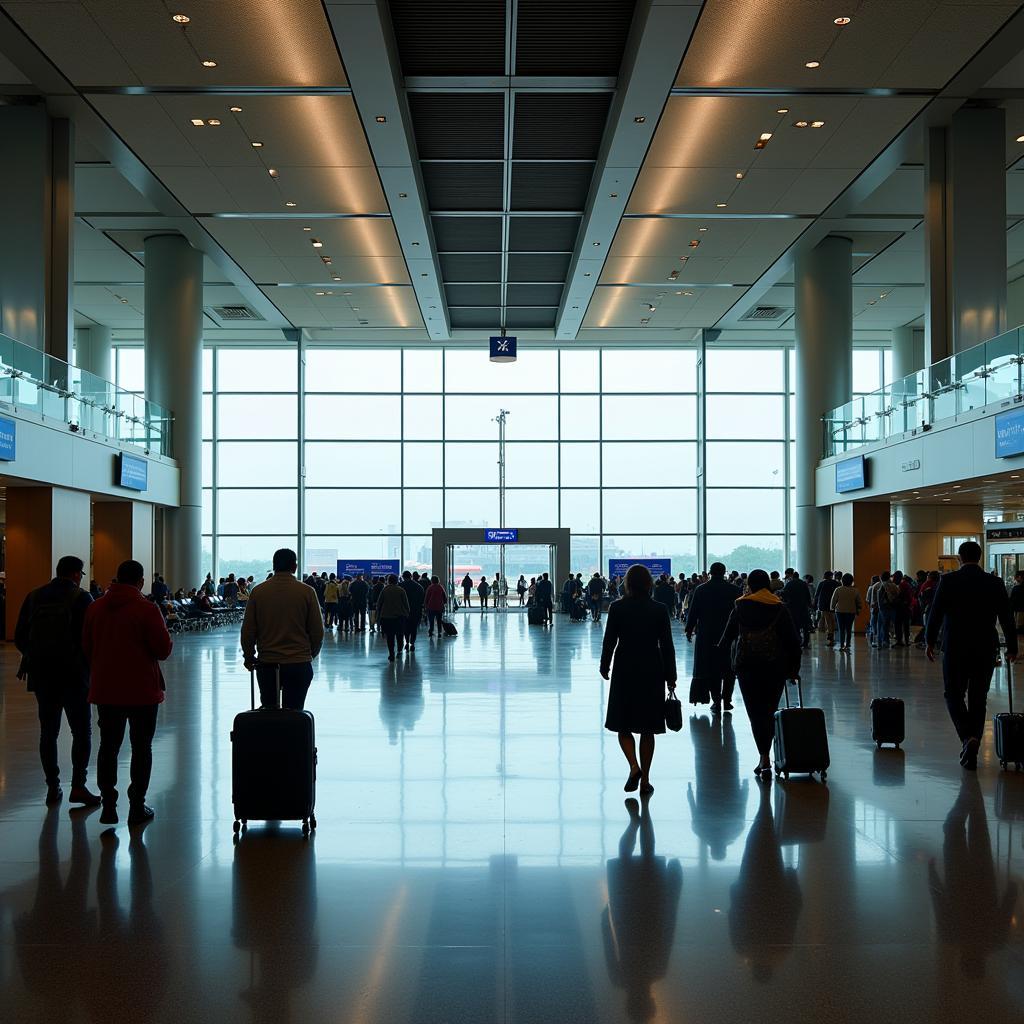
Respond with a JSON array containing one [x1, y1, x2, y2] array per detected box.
[[100, 802, 118, 825], [45, 784, 63, 806], [69, 786, 102, 807], [128, 803, 155, 825]]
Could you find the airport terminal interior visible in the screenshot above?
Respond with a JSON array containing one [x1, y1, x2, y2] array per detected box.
[[6, 1, 1024, 1021]]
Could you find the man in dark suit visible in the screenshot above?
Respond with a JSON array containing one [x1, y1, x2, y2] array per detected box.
[[781, 570, 813, 648], [926, 540, 1018, 770], [685, 562, 740, 713], [399, 570, 426, 651], [535, 572, 554, 625], [349, 573, 369, 632]]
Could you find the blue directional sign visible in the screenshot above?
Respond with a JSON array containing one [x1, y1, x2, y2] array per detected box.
[[485, 528, 519, 543], [489, 336, 517, 362], [117, 452, 148, 491], [609, 558, 672, 579], [0, 415, 15, 461], [995, 406, 1024, 458], [336, 559, 400, 578], [835, 455, 867, 493]]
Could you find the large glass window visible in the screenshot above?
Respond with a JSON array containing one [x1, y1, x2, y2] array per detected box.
[[123, 342, 886, 580]]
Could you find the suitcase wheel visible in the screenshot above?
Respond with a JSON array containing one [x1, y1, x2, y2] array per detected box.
[[820, 770, 827, 781], [302, 820, 310, 838], [783, 771, 790, 780], [310, 814, 317, 830], [233, 819, 240, 834], [876, 741, 882, 750]]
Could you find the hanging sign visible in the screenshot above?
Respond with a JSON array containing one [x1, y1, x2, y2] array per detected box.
[[489, 336, 517, 363]]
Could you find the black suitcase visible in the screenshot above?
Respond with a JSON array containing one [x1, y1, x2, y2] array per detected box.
[[870, 697, 905, 749], [528, 605, 546, 625], [994, 663, 1024, 771], [231, 667, 317, 837], [773, 677, 830, 780], [441, 619, 458, 637]]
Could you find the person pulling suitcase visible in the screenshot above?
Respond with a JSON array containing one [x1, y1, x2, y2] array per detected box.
[[240, 548, 324, 710]]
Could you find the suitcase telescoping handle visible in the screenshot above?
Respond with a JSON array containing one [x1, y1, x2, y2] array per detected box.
[[250, 664, 282, 710], [782, 675, 803, 710], [1009, 659, 1014, 717]]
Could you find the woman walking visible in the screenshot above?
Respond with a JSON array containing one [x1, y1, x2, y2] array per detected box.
[[718, 569, 802, 779], [600, 563, 678, 796], [830, 573, 863, 652], [376, 574, 411, 662]]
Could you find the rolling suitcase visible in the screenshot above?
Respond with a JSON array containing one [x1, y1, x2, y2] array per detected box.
[[870, 696, 905, 749], [528, 605, 546, 625], [994, 662, 1024, 771], [441, 619, 458, 637], [231, 666, 317, 837], [773, 677, 830, 781]]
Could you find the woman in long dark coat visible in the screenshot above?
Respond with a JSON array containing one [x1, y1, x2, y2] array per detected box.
[[684, 562, 741, 713], [601, 563, 678, 796]]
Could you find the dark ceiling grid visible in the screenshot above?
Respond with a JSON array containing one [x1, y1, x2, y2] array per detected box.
[[391, 0, 632, 333]]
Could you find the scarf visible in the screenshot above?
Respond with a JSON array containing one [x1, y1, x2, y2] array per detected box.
[[739, 588, 782, 606]]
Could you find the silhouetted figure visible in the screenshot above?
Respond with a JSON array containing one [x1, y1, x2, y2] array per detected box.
[[602, 798, 682, 1021], [688, 714, 748, 861], [685, 562, 740, 713], [729, 783, 802, 982], [928, 775, 1017, 978]]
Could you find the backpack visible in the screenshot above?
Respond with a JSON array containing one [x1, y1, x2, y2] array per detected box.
[[27, 589, 80, 670], [876, 583, 894, 609], [730, 609, 782, 671]]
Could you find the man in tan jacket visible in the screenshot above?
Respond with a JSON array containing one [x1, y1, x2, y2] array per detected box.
[[241, 548, 324, 709]]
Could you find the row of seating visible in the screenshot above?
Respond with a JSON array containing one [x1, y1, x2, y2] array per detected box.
[[164, 596, 245, 633]]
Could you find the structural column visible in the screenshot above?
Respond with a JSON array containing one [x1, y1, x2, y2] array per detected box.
[[924, 107, 1006, 365], [75, 324, 113, 381], [0, 106, 74, 359], [830, 501, 889, 633], [893, 504, 983, 573], [5, 486, 91, 639], [795, 235, 853, 578], [93, 500, 155, 589], [144, 234, 203, 592]]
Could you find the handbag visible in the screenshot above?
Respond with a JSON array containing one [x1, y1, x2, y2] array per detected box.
[[665, 690, 683, 732], [688, 676, 711, 706]]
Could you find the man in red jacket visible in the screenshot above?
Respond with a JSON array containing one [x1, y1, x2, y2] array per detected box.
[[83, 560, 173, 825]]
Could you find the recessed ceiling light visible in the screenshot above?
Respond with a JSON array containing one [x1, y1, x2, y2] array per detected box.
[[592, 241, 601, 246], [776, 107, 789, 114], [834, 16, 851, 25], [302, 226, 312, 231], [689, 239, 700, 248], [810, 120, 826, 128], [311, 238, 324, 248], [285, 201, 296, 207], [754, 131, 773, 150], [698, 226, 708, 232], [1017, 135, 1024, 143], [584, 272, 591, 277], [201, 59, 218, 68], [251, 141, 263, 148], [943, 498, 951, 502], [190, 118, 205, 126], [398, 192, 408, 198], [206, 118, 221, 126], [794, 120, 809, 128], [805, 60, 821, 69], [1012, 475, 1021, 479], [172, 13, 190, 24], [633, 116, 646, 124], [230, 106, 242, 113], [716, 202, 727, 208], [332, 275, 341, 281], [953, 484, 961, 488], [609, 192, 618, 198], [375, 115, 387, 123], [735, 171, 744, 179], [267, 168, 279, 177], [683, 290, 693, 296], [315, 291, 326, 296], [411, 241, 420, 246]]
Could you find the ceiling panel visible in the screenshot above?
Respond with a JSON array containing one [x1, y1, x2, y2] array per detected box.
[[75, 166, 159, 214], [387, 0, 506, 76], [432, 216, 503, 252], [512, 94, 613, 160], [582, 284, 745, 328], [2, 0, 346, 87], [514, 0, 637, 76], [264, 285, 423, 329], [674, 0, 1022, 91], [408, 93, 505, 160]]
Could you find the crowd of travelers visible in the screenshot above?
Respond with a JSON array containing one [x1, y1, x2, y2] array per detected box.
[[12, 539, 1023, 830]]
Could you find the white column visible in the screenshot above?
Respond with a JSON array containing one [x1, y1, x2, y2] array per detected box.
[[75, 324, 113, 380], [144, 234, 203, 592], [795, 235, 853, 578]]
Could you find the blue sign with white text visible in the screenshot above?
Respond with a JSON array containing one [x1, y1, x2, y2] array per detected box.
[[995, 406, 1024, 458], [485, 528, 519, 543], [609, 558, 672, 580], [835, 455, 866, 493], [336, 559, 401, 579], [117, 452, 148, 491], [489, 336, 517, 361], [0, 415, 15, 461]]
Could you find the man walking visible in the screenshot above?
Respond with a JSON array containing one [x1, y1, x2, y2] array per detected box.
[[84, 560, 173, 824], [926, 541, 1018, 770], [400, 570, 426, 651], [685, 562, 740, 714], [813, 571, 840, 647], [536, 572, 554, 625], [349, 572, 369, 632], [241, 548, 324, 710], [15, 555, 101, 807]]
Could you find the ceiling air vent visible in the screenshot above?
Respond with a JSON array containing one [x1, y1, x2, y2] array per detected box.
[[210, 305, 265, 321], [740, 305, 788, 321]]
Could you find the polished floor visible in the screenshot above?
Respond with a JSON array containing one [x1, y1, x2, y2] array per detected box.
[[2, 609, 1023, 1023]]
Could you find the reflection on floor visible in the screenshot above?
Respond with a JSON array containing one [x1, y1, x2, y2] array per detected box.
[[2, 610, 1024, 1022]]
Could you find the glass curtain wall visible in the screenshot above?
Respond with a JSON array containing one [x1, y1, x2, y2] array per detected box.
[[115, 343, 889, 584]]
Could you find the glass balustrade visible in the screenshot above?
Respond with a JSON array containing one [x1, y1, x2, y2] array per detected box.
[[823, 327, 1024, 457], [0, 332, 172, 456]]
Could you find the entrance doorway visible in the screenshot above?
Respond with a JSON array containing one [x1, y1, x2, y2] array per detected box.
[[431, 528, 570, 612]]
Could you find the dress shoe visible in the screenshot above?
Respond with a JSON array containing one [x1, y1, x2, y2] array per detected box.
[[100, 802, 119, 825], [960, 736, 980, 770], [128, 803, 155, 825], [69, 786, 102, 807], [45, 784, 63, 806]]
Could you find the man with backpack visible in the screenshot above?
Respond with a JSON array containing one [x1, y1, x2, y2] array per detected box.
[[15, 555, 101, 807], [874, 571, 899, 648], [813, 571, 840, 647]]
